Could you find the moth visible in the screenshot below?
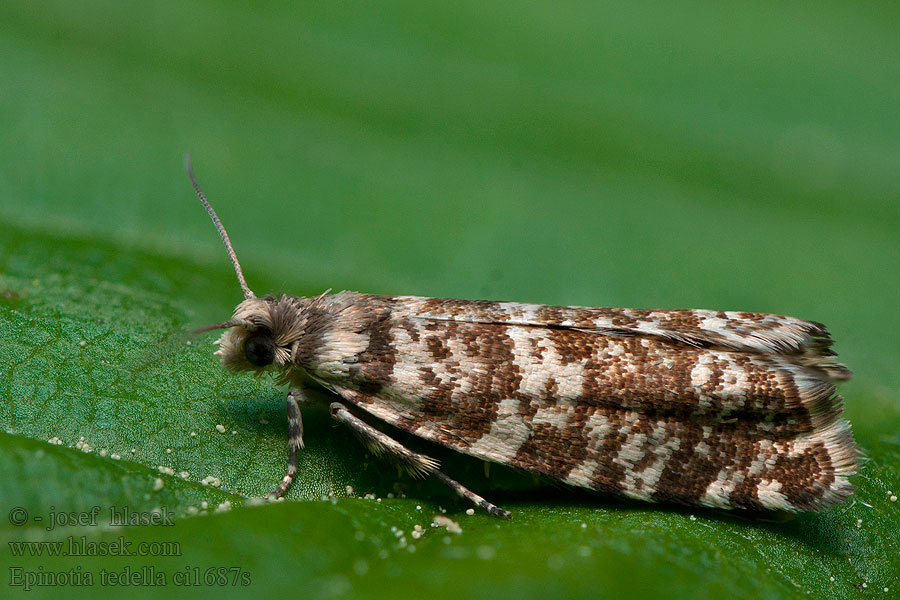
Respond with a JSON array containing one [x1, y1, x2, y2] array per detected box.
[[186, 157, 858, 518]]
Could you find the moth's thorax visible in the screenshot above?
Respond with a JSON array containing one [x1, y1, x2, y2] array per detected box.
[[213, 291, 377, 381]]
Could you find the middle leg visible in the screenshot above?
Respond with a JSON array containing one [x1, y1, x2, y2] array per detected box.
[[329, 402, 512, 518]]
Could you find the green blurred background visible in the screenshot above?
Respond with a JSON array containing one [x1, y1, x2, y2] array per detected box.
[[1, 1, 898, 599]]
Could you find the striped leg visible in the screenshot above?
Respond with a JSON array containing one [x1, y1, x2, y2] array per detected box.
[[329, 402, 511, 519], [432, 470, 512, 519], [267, 388, 306, 499]]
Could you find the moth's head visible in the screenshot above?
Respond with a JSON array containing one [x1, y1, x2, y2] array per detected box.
[[186, 156, 317, 376], [206, 295, 308, 373]]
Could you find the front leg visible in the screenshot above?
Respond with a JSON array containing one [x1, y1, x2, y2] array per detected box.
[[329, 402, 512, 519], [267, 388, 306, 499]]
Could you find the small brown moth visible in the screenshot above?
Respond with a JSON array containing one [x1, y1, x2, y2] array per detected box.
[[187, 157, 858, 518]]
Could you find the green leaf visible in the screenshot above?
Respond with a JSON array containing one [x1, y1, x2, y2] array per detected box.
[[1, 1, 899, 599]]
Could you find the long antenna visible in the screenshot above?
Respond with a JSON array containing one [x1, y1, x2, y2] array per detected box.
[[185, 154, 255, 299]]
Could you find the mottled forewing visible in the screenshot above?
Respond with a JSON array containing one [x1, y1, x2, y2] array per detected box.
[[312, 294, 856, 511]]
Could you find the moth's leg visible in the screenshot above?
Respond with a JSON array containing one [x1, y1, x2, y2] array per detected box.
[[329, 402, 512, 519], [267, 388, 306, 499], [430, 471, 512, 519], [328, 402, 438, 476]]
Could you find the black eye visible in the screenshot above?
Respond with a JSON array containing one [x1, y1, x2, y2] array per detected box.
[[244, 334, 275, 367]]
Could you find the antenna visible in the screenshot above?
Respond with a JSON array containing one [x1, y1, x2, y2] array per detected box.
[[185, 154, 255, 299], [192, 319, 244, 334]]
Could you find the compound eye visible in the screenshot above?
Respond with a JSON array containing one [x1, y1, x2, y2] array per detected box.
[[244, 334, 276, 367]]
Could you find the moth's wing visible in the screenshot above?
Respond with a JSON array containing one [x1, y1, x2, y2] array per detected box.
[[322, 370, 855, 513], [398, 296, 851, 381], [313, 296, 856, 511]]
